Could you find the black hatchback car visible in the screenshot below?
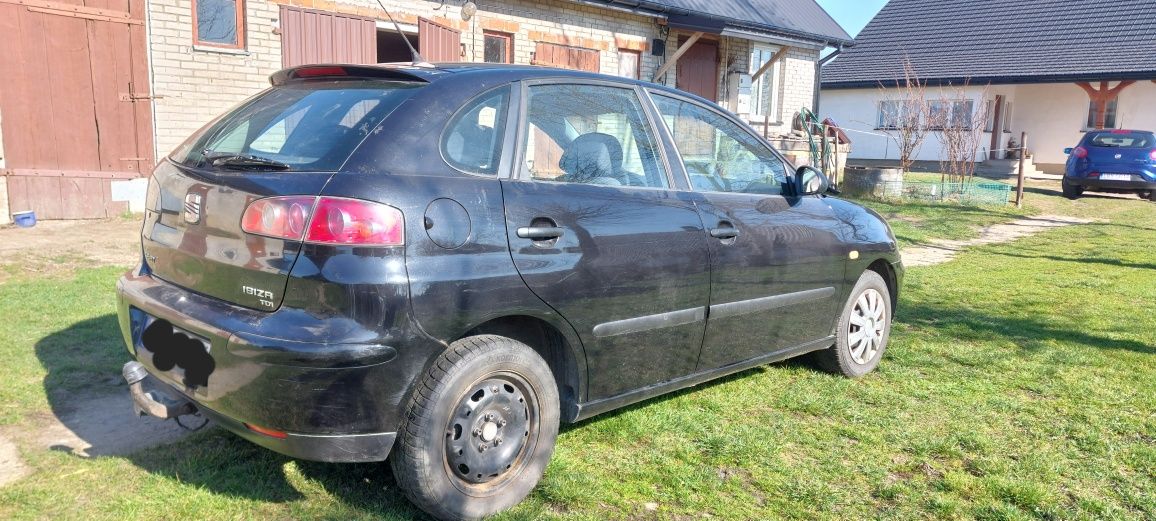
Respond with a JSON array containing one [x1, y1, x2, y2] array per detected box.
[[117, 63, 902, 520]]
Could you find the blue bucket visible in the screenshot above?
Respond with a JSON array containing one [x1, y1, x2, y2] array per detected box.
[[12, 211, 36, 228]]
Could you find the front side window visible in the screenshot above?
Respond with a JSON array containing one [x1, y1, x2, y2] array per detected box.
[[194, 0, 245, 48], [442, 87, 510, 175], [652, 93, 787, 195], [521, 84, 669, 189]]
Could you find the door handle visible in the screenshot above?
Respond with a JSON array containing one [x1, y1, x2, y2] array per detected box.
[[709, 227, 740, 240], [517, 226, 565, 240]]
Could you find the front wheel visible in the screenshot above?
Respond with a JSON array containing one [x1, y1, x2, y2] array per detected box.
[[815, 270, 893, 378], [1062, 178, 1084, 199], [391, 335, 559, 521]]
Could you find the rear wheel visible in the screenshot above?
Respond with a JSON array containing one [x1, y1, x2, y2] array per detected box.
[[391, 335, 559, 521], [1144, 190, 1156, 202], [815, 270, 892, 378], [1062, 178, 1084, 199]]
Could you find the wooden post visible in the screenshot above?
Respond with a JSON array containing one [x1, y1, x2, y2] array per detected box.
[[651, 31, 703, 83], [1015, 131, 1027, 208]]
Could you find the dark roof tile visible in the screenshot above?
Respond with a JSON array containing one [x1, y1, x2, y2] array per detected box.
[[822, 0, 1156, 87]]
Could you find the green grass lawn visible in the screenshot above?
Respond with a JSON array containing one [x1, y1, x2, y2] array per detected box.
[[1, 186, 1153, 520]]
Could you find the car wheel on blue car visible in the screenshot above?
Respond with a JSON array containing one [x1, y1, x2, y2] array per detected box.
[[390, 335, 559, 521], [1062, 178, 1084, 200]]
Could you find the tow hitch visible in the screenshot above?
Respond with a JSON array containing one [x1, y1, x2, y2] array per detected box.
[[122, 361, 198, 420]]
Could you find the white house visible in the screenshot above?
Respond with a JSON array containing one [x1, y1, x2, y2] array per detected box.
[[819, 0, 1156, 174]]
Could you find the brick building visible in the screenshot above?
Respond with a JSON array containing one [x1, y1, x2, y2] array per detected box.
[[0, 0, 851, 221]]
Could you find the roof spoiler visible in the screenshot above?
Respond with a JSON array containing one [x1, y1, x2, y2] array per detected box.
[[269, 64, 432, 86]]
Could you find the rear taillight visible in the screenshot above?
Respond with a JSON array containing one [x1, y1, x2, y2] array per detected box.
[[1072, 146, 1088, 159], [241, 196, 404, 246], [307, 197, 404, 246], [1149, 149, 1156, 161], [241, 196, 316, 240]]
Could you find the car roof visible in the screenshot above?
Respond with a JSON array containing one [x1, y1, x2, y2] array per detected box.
[[270, 62, 712, 106]]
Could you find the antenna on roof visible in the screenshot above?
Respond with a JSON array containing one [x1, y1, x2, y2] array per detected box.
[[374, 0, 425, 63]]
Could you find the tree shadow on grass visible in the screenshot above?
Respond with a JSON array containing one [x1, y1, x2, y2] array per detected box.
[[897, 303, 1153, 355], [33, 314, 428, 518]]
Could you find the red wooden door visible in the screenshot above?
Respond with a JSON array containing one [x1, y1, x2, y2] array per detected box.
[[0, 0, 154, 219], [418, 18, 461, 62], [280, 6, 377, 67], [676, 38, 719, 102]]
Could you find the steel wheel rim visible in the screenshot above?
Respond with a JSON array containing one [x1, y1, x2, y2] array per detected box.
[[848, 288, 887, 365], [444, 373, 536, 488]]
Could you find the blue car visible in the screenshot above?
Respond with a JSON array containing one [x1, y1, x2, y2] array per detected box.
[[1063, 130, 1156, 201]]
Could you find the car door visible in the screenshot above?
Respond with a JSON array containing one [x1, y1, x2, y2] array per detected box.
[[501, 80, 712, 400], [648, 91, 847, 370]]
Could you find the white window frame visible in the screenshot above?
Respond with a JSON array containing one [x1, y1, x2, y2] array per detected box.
[[1085, 98, 1120, 130], [748, 44, 781, 120]]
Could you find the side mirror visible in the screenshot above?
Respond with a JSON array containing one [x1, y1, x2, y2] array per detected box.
[[1064, 147, 1073, 154], [795, 166, 832, 196]]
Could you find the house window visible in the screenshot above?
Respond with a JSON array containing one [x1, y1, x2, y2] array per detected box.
[[483, 31, 513, 63], [926, 100, 973, 129], [748, 45, 781, 119], [984, 100, 995, 132], [1087, 98, 1118, 129], [194, 0, 245, 48], [878, 100, 901, 129], [1002, 101, 1013, 132], [617, 50, 640, 79]]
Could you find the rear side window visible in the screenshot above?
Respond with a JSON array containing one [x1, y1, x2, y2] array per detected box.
[[171, 80, 422, 171], [442, 87, 511, 175], [1088, 132, 1154, 148], [521, 84, 670, 189]]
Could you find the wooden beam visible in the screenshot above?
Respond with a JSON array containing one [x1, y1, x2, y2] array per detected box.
[[1075, 80, 1137, 129], [652, 31, 703, 82], [751, 46, 789, 82]]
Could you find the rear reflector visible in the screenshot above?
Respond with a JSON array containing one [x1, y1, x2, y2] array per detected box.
[[245, 423, 288, 439], [1089, 171, 1100, 178], [241, 196, 404, 246]]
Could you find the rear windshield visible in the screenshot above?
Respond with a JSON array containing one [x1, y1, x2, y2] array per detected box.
[[170, 80, 422, 171], [1088, 132, 1154, 148]]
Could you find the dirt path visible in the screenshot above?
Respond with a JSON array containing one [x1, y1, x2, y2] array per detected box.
[[902, 215, 1094, 267], [1, 218, 197, 488]]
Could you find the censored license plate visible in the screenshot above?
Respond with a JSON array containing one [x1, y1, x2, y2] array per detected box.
[[1100, 173, 1132, 181]]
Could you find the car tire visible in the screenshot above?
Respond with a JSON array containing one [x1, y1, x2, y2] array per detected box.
[[1062, 178, 1083, 200], [391, 335, 559, 521], [1146, 190, 1156, 202], [814, 270, 892, 378]]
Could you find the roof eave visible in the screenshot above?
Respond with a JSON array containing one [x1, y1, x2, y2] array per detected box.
[[822, 71, 1156, 90], [567, 0, 853, 47]]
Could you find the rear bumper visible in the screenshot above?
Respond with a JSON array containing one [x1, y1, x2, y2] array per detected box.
[[1066, 175, 1156, 191], [115, 265, 437, 462]]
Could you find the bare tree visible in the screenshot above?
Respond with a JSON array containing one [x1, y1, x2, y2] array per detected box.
[[878, 58, 930, 174], [934, 81, 991, 184]]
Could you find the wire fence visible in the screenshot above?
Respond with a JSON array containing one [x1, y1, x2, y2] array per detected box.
[[845, 178, 1012, 206]]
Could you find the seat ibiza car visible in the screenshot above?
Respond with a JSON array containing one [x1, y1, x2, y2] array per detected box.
[[116, 63, 902, 520], [1063, 129, 1156, 200]]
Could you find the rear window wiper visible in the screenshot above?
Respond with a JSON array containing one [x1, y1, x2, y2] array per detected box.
[[203, 150, 291, 170]]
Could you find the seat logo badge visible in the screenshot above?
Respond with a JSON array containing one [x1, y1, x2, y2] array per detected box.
[[1115, 153, 1122, 159], [184, 193, 203, 224]]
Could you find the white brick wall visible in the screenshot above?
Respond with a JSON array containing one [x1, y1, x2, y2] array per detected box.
[[146, 0, 822, 158]]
